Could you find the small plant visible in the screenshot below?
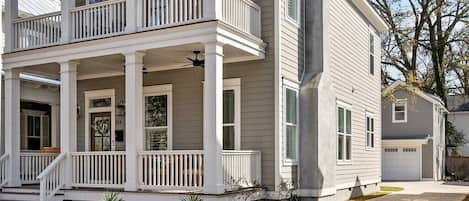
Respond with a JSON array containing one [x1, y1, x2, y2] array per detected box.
[[101, 192, 124, 201], [181, 194, 203, 201]]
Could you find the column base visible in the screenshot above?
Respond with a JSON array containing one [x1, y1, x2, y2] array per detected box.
[[203, 184, 225, 194]]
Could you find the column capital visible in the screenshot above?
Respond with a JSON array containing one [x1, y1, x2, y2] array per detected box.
[[59, 61, 79, 73], [122, 50, 146, 58], [123, 51, 146, 66], [204, 42, 225, 57], [3, 69, 20, 80]]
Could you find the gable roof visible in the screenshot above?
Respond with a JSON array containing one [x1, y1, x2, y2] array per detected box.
[[351, 0, 388, 32], [383, 80, 448, 112]]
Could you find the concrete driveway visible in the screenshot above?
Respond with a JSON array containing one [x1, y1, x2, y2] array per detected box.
[[370, 181, 469, 201]]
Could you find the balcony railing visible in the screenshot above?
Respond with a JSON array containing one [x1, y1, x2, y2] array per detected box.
[[10, 0, 261, 51]]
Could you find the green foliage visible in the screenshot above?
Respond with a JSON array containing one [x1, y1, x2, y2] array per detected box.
[[380, 186, 404, 192], [446, 121, 467, 147], [101, 192, 123, 201], [181, 194, 202, 201]]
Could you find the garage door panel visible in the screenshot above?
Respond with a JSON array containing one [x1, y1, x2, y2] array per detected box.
[[383, 146, 420, 181]]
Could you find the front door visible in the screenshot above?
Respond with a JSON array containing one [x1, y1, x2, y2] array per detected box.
[[90, 112, 112, 151]]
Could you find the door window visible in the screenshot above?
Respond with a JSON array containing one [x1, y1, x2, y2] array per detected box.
[[91, 113, 112, 151]]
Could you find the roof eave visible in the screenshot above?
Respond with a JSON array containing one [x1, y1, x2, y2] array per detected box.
[[351, 0, 389, 32]]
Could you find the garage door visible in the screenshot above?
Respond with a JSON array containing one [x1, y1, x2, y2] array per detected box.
[[382, 146, 421, 181]]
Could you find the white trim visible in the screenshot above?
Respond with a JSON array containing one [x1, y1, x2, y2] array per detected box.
[[350, 0, 388, 32], [392, 99, 407, 123], [282, 79, 299, 165], [143, 84, 173, 150], [84, 89, 116, 152], [274, 0, 282, 191], [285, 0, 300, 27], [382, 139, 429, 146]]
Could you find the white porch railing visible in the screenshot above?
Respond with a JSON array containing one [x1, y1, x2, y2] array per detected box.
[[71, 0, 127, 41], [38, 153, 66, 201], [13, 12, 62, 50], [221, 0, 262, 37], [71, 151, 126, 188], [20, 152, 58, 184], [138, 151, 204, 190], [0, 154, 9, 187], [141, 0, 204, 30], [223, 150, 261, 189]]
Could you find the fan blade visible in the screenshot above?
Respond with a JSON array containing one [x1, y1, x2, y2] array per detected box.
[[186, 58, 195, 62]]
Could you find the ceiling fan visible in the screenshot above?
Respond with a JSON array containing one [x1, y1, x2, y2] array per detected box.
[[186, 51, 205, 68]]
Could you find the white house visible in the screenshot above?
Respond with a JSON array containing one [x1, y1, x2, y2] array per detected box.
[[0, 0, 387, 201]]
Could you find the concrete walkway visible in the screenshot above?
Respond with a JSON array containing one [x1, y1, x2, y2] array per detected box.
[[370, 181, 469, 201]]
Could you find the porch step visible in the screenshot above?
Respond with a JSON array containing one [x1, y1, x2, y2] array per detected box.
[[0, 187, 64, 201]]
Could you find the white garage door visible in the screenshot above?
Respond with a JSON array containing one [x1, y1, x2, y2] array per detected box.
[[382, 146, 421, 181]]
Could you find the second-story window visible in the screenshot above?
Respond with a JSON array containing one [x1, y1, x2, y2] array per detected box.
[[392, 99, 407, 123], [287, 0, 300, 24], [369, 33, 375, 75]]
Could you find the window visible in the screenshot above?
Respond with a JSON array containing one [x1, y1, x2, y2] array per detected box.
[[337, 102, 352, 162], [369, 33, 375, 75], [286, 0, 300, 24], [366, 115, 375, 149], [27, 115, 42, 150], [392, 99, 407, 123], [283, 80, 299, 164], [223, 79, 241, 150], [144, 85, 172, 151]]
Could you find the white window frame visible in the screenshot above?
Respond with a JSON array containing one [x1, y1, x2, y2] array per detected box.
[[337, 100, 352, 164], [22, 110, 48, 151], [366, 112, 375, 150], [369, 30, 375, 75], [392, 99, 407, 123], [223, 78, 241, 150], [143, 84, 173, 150], [285, 0, 300, 26], [84, 89, 116, 152], [282, 79, 299, 165]]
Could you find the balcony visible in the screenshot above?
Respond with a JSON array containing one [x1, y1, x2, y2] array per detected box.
[[9, 0, 261, 51]]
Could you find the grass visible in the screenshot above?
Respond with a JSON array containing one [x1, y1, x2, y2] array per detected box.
[[348, 186, 404, 201]]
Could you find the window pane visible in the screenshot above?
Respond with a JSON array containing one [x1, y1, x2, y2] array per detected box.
[[34, 117, 41, 136], [366, 132, 370, 147], [346, 110, 351, 134], [92, 116, 111, 137], [346, 136, 351, 160], [145, 95, 168, 127], [28, 138, 41, 150], [286, 89, 297, 124], [223, 90, 235, 124], [288, 0, 298, 21], [145, 128, 168, 150], [395, 104, 405, 112], [286, 125, 297, 160], [90, 98, 112, 108], [371, 133, 374, 148], [370, 54, 374, 75], [223, 126, 235, 150], [338, 108, 344, 133], [338, 135, 344, 160], [371, 118, 374, 132], [27, 116, 34, 137], [395, 112, 405, 120]]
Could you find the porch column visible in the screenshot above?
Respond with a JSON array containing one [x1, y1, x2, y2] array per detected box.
[[4, 69, 21, 187], [5, 0, 18, 52], [51, 104, 60, 147], [61, 0, 76, 43], [124, 51, 145, 191], [203, 42, 225, 194], [59, 61, 78, 188]]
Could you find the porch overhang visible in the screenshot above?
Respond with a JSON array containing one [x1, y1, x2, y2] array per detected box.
[[2, 21, 266, 71]]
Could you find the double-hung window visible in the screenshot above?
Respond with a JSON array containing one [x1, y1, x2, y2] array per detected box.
[[337, 102, 352, 162], [369, 32, 375, 75], [144, 85, 172, 150], [366, 115, 375, 149], [392, 99, 407, 123], [286, 0, 300, 24], [283, 80, 299, 164]]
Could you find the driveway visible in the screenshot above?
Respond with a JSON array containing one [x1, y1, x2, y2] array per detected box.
[[370, 181, 469, 201]]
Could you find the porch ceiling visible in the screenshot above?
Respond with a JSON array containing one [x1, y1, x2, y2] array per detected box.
[[19, 43, 251, 80]]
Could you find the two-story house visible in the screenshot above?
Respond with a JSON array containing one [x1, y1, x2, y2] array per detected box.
[[382, 81, 447, 181], [0, 0, 387, 201]]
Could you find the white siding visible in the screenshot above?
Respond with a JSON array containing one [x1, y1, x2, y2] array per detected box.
[[329, 0, 382, 188]]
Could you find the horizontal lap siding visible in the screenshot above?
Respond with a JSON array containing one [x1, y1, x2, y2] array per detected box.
[[329, 0, 382, 187], [279, 0, 304, 187]]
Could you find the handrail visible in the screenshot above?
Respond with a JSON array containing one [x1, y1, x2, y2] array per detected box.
[[37, 153, 66, 179], [0, 154, 9, 187], [70, 0, 126, 12], [14, 11, 62, 23]]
